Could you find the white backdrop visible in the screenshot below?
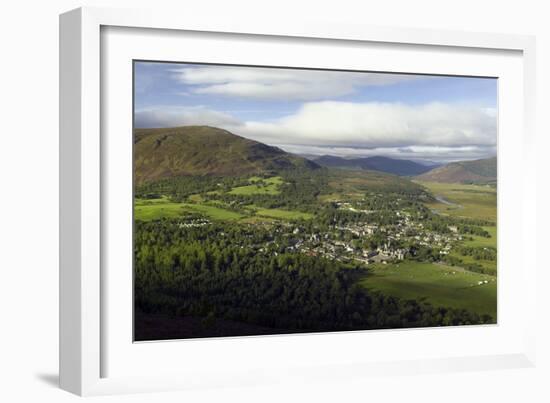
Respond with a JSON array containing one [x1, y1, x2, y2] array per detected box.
[[1, 0, 548, 402]]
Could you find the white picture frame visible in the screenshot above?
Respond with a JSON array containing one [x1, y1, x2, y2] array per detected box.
[[59, 6, 537, 396]]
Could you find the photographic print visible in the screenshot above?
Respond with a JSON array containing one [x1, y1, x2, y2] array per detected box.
[[133, 61, 497, 341]]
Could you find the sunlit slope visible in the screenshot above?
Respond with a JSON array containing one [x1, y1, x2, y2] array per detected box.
[[134, 126, 319, 184], [416, 157, 496, 184]]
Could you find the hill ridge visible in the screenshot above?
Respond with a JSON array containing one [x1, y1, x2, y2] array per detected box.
[[134, 125, 319, 184], [314, 155, 435, 176], [416, 157, 496, 184]]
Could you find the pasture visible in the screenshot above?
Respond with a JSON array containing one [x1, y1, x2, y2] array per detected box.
[[135, 198, 244, 221], [228, 176, 283, 195], [253, 207, 313, 220], [180, 203, 244, 221], [135, 196, 312, 222], [360, 261, 497, 318], [134, 199, 190, 221], [452, 227, 497, 274], [464, 226, 497, 248], [416, 181, 497, 222], [448, 251, 496, 274]]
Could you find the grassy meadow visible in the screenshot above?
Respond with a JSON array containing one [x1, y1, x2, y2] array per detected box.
[[135, 199, 245, 221], [228, 176, 283, 195], [464, 226, 497, 248], [416, 181, 497, 222], [134, 176, 313, 222], [253, 207, 313, 220], [361, 261, 497, 318]]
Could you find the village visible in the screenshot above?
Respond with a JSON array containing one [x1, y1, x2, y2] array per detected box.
[[283, 214, 462, 266], [176, 197, 465, 268]]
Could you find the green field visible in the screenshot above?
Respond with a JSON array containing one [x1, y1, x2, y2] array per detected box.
[[360, 261, 497, 318], [134, 199, 190, 221], [464, 226, 497, 248], [416, 181, 497, 222], [253, 207, 313, 220], [135, 198, 244, 221], [187, 194, 204, 202], [135, 196, 312, 222], [448, 251, 496, 274], [181, 203, 244, 220], [415, 181, 497, 274], [228, 176, 283, 195], [451, 227, 497, 273]]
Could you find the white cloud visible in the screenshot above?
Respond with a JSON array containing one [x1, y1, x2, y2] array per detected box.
[[237, 101, 496, 148], [171, 66, 419, 100], [134, 101, 497, 162], [279, 143, 496, 163]]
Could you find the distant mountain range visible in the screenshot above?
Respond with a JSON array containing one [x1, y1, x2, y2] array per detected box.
[[134, 125, 496, 185], [415, 157, 497, 184], [313, 155, 436, 176], [134, 126, 319, 184]]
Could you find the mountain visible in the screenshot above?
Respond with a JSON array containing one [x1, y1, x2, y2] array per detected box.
[[314, 155, 353, 168], [314, 155, 435, 176], [134, 126, 319, 184], [415, 157, 497, 184], [415, 159, 442, 167]]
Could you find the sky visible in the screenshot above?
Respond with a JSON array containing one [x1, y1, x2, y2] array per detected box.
[[134, 61, 497, 163]]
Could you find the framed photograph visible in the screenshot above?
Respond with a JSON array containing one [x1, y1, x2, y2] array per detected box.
[[60, 7, 537, 396]]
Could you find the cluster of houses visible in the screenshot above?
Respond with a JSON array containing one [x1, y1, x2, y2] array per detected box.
[[284, 236, 409, 265], [177, 218, 210, 228], [175, 196, 466, 269], [269, 202, 464, 266]]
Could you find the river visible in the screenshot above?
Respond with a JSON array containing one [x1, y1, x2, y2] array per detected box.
[[435, 195, 460, 207]]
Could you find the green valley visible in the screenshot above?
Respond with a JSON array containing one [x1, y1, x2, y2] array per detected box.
[[133, 126, 497, 340]]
